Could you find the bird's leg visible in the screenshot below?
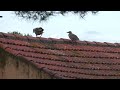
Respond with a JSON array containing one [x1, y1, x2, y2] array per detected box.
[[40, 34, 42, 37]]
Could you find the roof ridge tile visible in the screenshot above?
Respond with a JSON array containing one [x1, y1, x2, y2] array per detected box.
[[60, 38, 73, 44], [84, 41, 97, 46], [114, 43, 120, 47], [26, 36, 40, 42], [38, 37, 52, 43], [49, 38, 64, 44], [104, 42, 116, 47], [13, 34, 29, 41], [0, 32, 16, 39], [93, 41, 108, 46], [1, 32, 120, 49], [0, 32, 4, 38], [77, 41, 87, 45]]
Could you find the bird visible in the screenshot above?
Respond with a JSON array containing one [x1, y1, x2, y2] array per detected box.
[[33, 27, 44, 37], [67, 31, 79, 41]]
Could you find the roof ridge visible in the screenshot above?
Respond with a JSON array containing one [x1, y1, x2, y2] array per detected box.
[[0, 32, 119, 47]]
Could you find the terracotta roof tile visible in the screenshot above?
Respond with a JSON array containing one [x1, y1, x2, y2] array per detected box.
[[104, 42, 117, 47], [48, 38, 62, 44], [84, 41, 97, 45], [1, 32, 120, 79], [14, 34, 28, 40], [0, 32, 15, 38], [0, 32, 4, 38], [114, 43, 120, 47], [77, 41, 88, 45], [26, 36, 40, 42], [38, 37, 53, 44], [94, 41, 108, 46]]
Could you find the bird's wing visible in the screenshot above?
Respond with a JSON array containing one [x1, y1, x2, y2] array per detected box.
[[70, 34, 79, 40]]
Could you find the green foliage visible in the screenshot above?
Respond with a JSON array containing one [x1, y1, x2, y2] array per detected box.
[[14, 11, 98, 22], [24, 34, 32, 37], [8, 31, 32, 36], [8, 31, 23, 36]]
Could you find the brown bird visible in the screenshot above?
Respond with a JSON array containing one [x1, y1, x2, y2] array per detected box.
[[33, 27, 44, 37], [67, 31, 79, 41]]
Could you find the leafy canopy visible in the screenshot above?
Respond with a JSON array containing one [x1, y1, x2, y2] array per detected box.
[[14, 11, 98, 22]]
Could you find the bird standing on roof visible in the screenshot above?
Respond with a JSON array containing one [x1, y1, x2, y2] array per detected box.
[[67, 31, 79, 41], [33, 27, 44, 37]]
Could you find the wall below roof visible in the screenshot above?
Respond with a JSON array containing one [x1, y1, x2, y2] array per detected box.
[[0, 49, 53, 79]]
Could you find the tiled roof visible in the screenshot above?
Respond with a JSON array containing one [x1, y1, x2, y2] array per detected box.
[[1, 32, 120, 79]]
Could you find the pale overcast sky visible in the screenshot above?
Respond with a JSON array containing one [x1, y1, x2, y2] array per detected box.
[[0, 11, 120, 43]]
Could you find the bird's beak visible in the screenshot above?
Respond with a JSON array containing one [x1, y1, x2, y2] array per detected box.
[[67, 31, 69, 33]]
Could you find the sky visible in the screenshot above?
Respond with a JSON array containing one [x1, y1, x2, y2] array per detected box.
[[0, 11, 120, 43]]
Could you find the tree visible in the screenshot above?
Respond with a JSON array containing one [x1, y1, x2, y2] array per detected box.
[[14, 11, 98, 22]]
